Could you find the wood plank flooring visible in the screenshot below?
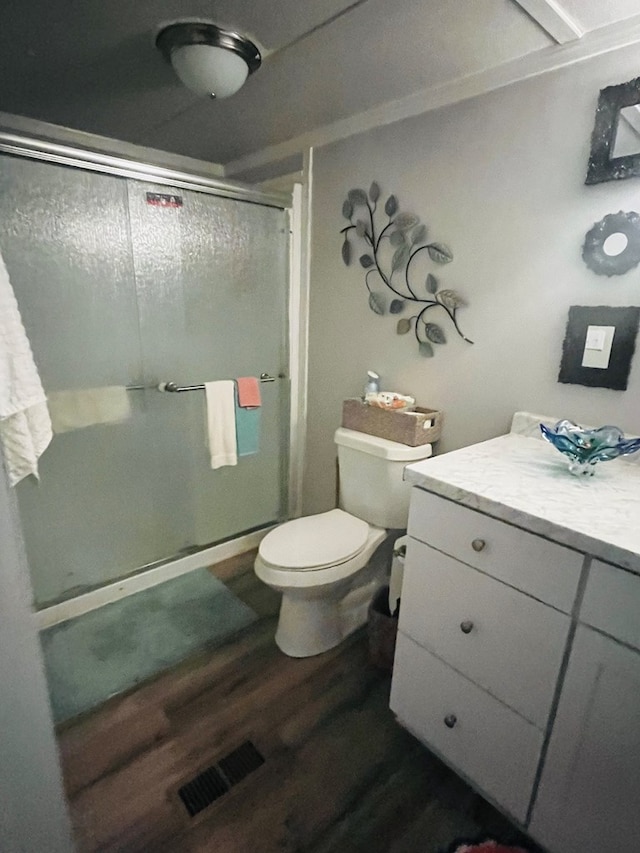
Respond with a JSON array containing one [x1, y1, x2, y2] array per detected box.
[[57, 553, 537, 853]]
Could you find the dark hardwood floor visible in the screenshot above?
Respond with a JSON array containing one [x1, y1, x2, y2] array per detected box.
[[57, 553, 534, 852]]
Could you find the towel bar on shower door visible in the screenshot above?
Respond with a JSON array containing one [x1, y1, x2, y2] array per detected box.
[[126, 373, 279, 392], [160, 373, 278, 392]]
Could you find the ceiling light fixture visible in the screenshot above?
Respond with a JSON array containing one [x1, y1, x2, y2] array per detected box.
[[156, 22, 261, 99]]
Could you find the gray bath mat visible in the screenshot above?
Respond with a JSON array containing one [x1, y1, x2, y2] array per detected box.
[[41, 568, 257, 722]]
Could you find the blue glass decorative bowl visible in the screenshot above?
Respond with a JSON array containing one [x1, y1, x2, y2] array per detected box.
[[540, 419, 640, 476]]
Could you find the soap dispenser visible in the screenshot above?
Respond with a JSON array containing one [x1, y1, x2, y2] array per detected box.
[[364, 370, 380, 397]]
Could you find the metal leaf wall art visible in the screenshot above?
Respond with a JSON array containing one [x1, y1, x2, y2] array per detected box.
[[340, 183, 473, 356]]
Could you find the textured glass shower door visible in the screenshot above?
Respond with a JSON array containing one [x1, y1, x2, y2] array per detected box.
[[0, 156, 289, 607], [127, 182, 289, 549]]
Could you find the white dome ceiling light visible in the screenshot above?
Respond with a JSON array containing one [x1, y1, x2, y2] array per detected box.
[[156, 22, 261, 100]]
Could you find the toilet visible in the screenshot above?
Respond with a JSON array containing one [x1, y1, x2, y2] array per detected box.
[[254, 427, 433, 657]]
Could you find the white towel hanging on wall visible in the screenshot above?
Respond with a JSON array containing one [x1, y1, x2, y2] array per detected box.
[[0, 249, 52, 485]]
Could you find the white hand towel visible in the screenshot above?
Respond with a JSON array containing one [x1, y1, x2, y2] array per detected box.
[[48, 386, 131, 433], [205, 381, 237, 469], [0, 250, 52, 485]]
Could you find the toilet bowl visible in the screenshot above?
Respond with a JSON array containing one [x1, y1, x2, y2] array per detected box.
[[255, 428, 433, 658], [255, 509, 387, 657]]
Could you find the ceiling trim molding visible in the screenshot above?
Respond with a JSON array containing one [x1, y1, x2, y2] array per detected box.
[[225, 14, 640, 178], [513, 0, 583, 44], [0, 110, 226, 179]]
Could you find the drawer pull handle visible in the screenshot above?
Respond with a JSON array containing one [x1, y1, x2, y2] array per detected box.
[[471, 538, 486, 552], [444, 714, 457, 729], [460, 620, 474, 634]]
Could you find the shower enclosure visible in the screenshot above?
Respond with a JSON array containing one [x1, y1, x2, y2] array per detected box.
[[0, 143, 291, 611]]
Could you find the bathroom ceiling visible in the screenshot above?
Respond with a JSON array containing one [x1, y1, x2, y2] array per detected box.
[[0, 0, 639, 170]]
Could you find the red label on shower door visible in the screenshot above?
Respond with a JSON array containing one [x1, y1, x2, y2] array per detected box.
[[146, 192, 183, 208]]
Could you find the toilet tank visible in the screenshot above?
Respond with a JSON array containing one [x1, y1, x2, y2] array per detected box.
[[334, 427, 433, 529]]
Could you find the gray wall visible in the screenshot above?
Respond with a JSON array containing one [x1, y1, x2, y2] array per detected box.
[[304, 42, 640, 515], [0, 461, 74, 851]]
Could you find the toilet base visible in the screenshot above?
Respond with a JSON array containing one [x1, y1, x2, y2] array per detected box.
[[275, 574, 384, 658], [275, 592, 343, 657]]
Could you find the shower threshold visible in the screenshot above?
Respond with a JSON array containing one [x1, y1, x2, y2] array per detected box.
[[35, 523, 276, 631]]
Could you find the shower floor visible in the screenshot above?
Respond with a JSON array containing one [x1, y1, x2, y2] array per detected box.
[[58, 553, 536, 853]]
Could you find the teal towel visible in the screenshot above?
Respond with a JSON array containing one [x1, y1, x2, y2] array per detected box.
[[235, 385, 261, 456]]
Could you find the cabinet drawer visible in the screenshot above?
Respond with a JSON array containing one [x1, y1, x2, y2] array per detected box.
[[408, 488, 583, 612], [400, 540, 570, 729], [581, 560, 640, 650], [391, 633, 542, 823]]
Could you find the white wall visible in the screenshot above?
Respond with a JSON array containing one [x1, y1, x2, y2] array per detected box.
[[304, 41, 640, 515], [0, 461, 74, 852]]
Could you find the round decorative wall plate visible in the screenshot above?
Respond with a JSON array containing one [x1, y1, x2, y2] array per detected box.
[[582, 210, 640, 276]]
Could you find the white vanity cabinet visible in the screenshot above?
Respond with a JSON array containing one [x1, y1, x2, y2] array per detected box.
[[392, 427, 640, 853], [529, 569, 640, 853], [390, 488, 581, 824]]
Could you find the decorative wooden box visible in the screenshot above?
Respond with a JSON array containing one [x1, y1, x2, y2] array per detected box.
[[341, 398, 442, 446]]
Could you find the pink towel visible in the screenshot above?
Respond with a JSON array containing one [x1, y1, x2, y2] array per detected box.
[[236, 377, 261, 408]]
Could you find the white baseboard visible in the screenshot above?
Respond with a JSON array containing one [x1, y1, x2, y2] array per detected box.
[[35, 527, 274, 631]]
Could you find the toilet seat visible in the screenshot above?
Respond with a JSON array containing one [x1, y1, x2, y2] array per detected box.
[[258, 509, 370, 571]]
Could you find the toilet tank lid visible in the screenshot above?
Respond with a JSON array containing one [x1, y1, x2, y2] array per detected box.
[[334, 427, 433, 461]]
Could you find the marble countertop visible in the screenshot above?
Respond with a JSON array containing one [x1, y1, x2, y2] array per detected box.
[[404, 428, 640, 575]]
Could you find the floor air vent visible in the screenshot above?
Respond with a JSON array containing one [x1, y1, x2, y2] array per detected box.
[[218, 740, 265, 785], [178, 765, 229, 817], [178, 740, 265, 817]]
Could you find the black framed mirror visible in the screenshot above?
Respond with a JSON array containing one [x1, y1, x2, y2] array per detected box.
[[586, 76, 640, 185]]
